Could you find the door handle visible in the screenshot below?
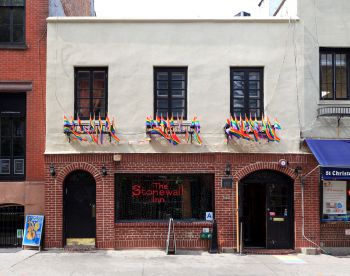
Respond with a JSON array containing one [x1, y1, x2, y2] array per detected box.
[[91, 203, 96, 218]]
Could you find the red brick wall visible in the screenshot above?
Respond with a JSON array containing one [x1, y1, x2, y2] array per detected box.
[[115, 221, 212, 249], [44, 152, 321, 251], [0, 0, 47, 182], [61, 0, 94, 16], [321, 223, 350, 247]]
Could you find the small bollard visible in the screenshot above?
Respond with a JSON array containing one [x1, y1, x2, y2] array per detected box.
[[209, 220, 218, 253]]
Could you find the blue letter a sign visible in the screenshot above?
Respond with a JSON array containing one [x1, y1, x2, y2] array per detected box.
[[206, 212, 213, 221]]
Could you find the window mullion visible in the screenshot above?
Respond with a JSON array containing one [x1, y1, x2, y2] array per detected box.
[[10, 119, 13, 176], [333, 53, 336, 100], [168, 70, 171, 118], [9, 7, 13, 43], [244, 70, 249, 116], [90, 70, 93, 117], [347, 53, 350, 99]]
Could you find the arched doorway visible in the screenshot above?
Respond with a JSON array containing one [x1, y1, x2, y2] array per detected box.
[[64, 170, 96, 246], [0, 204, 24, 247], [239, 170, 294, 249]]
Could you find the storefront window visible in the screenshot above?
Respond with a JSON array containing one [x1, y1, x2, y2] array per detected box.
[[322, 180, 350, 222], [115, 174, 214, 221]]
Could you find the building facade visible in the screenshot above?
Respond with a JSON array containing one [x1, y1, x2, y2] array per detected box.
[[0, 0, 94, 248], [0, 0, 48, 247], [44, 0, 350, 254], [300, 0, 350, 255]]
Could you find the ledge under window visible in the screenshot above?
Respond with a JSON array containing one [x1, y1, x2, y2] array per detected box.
[[318, 100, 350, 106], [115, 221, 213, 227], [0, 44, 28, 50]]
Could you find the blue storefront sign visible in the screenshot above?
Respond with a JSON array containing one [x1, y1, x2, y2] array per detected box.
[[22, 215, 44, 247], [321, 167, 350, 180]]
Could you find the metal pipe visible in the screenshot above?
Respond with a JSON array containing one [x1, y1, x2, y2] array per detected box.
[[300, 165, 329, 254], [235, 181, 240, 253]]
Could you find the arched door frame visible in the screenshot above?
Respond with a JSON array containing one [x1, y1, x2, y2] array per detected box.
[[234, 163, 297, 252], [62, 169, 97, 246]]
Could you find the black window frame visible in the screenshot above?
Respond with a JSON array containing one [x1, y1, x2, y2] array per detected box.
[[0, 0, 26, 47], [74, 67, 108, 120], [153, 67, 188, 120], [115, 173, 215, 222], [230, 67, 264, 119], [0, 93, 26, 181], [319, 48, 350, 101]]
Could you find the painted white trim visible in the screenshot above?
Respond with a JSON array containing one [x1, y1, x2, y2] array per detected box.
[[46, 16, 300, 24]]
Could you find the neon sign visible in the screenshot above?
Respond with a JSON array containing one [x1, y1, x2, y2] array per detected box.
[[132, 182, 183, 203]]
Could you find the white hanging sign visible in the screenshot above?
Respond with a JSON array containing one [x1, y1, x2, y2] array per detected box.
[[323, 181, 347, 215]]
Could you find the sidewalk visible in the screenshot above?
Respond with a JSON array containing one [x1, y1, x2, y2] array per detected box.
[[1, 249, 350, 276]]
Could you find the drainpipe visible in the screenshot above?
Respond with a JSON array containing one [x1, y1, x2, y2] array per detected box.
[[300, 165, 329, 254]]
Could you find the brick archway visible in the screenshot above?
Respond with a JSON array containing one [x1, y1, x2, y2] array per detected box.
[[57, 162, 102, 184], [234, 162, 298, 251], [234, 162, 297, 182], [45, 162, 114, 248]]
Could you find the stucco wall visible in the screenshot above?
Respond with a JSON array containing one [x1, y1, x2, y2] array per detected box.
[[46, 18, 303, 154], [299, 0, 350, 139]]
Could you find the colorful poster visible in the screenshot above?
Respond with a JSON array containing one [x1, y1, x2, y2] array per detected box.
[[323, 181, 347, 215], [22, 215, 44, 247]]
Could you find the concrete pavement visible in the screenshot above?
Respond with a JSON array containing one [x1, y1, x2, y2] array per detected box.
[[1, 249, 350, 276]]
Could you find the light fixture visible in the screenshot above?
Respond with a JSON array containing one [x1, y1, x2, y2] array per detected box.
[[49, 164, 55, 177], [101, 165, 107, 176], [278, 159, 289, 168], [225, 163, 231, 176], [294, 166, 302, 176]]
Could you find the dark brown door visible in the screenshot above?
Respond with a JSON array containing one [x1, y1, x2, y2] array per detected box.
[[266, 181, 293, 249], [64, 171, 96, 240], [242, 182, 266, 247]]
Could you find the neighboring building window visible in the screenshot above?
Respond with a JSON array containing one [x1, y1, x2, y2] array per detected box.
[[230, 67, 263, 119], [0, 0, 25, 44], [74, 67, 108, 120], [320, 49, 349, 100], [115, 174, 214, 221], [154, 67, 187, 119], [0, 93, 25, 180], [322, 180, 350, 222]]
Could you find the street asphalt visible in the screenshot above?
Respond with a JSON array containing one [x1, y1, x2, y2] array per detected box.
[[0, 248, 350, 276]]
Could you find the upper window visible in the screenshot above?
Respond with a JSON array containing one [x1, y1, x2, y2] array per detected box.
[[320, 48, 349, 100], [74, 67, 108, 120], [154, 67, 187, 119], [115, 174, 214, 221], [0, 0, 25, 45], [230, 67, 263, 119], [0, 93, 26, 180]]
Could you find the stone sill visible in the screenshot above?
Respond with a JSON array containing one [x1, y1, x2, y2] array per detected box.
[[115, 221, 213, 228], [0, 44, 28, 50]]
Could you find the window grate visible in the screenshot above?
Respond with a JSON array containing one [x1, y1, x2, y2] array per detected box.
[[0, 205, 24, 247]]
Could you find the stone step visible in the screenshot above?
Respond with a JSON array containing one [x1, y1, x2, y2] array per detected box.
[[64, 245, 97, 252], [242, 248, 296, 255]]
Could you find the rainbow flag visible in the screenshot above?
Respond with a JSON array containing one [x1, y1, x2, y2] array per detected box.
[[193, 129, 202, 145], [110, 118, 121, 142], [274, 118, 282, 130], [170, 129, 181, 145]]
